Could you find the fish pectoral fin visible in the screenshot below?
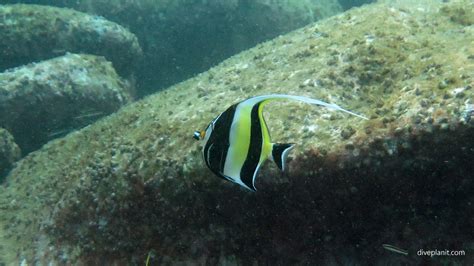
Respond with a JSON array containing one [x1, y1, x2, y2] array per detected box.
[[272, 143, 295, 171]]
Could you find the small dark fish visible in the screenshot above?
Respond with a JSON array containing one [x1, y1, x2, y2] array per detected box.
[[193, 94, 367, 191], [73, 111, 104, 120], [383, 244, 409, 256], [52, 49, 66, 55], [47, 128, 73, 139]]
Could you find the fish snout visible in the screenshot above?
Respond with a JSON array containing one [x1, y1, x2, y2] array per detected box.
[[193, 130, 205, 140]]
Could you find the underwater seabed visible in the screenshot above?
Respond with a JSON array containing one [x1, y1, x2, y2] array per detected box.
[[1, 0, 474, 264]]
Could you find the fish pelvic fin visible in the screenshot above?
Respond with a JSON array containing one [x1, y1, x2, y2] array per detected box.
[[272, 143, 295, 171]]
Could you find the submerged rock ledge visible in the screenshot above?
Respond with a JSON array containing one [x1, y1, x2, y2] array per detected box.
[[0, 53, 133, 154], [0, 4, 142, 76], [1, 1, 473, 264]]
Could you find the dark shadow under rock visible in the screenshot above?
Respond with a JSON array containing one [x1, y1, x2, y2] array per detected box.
[[0, 128, 20, 179]]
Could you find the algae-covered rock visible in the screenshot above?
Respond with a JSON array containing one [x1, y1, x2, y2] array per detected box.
[[0, 128, 20, 178], [440, 1, 474, 26], [1, 0, 473, 264], [0, 4, 142, 76], [0, 53, 133, 154]]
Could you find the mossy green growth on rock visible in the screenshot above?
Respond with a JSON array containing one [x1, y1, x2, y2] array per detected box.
[[440, 1, 474, 26], [0, 0, 473, 264]]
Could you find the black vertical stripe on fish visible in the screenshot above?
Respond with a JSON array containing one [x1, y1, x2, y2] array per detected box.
[[272, 143, 293, 170], [204, 104, 237, 179], [240, 103, 263, 190], [205, 144, 228, 179]]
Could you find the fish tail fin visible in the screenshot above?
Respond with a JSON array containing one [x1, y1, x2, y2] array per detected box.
[[272, 143, 295, 171]]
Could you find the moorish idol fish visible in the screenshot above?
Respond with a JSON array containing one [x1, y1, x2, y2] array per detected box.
[[193, 94, 367, 191]]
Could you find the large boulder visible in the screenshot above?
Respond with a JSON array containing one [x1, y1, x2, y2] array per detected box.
[[0, 53, 133, 154], [0, 4, 142, 76], [0, 128, 20, 178], [0, 0, 473, 264]]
